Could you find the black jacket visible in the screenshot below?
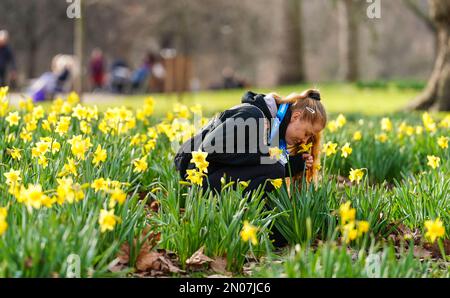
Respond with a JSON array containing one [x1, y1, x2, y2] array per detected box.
[[0, 45, 15, 71], [174, 91, 305, 178]]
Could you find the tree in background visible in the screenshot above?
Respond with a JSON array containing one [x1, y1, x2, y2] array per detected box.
[[402, 0, 437, 61], [338, 0, 363, 82], [279, 0, 305, 84], [73, 0, 85, 95], [407, 0, 450, 111]]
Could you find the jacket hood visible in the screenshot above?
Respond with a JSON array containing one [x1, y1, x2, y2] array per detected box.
[[241, 91, 292, 140], [241, 91, 275, 120]]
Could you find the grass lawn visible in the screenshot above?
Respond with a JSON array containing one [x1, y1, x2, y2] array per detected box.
[[76, 83, 420, 117]]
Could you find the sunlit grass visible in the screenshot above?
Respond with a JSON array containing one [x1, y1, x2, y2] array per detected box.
[[21, 83, 420, 117], [106, 84, 418, 116]]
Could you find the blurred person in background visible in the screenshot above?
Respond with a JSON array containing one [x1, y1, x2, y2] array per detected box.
[[110, 58, 131, 94], [222, 67, 247, 89], [0, 30, 17, 87], [149, 53, 166, 93], [28, 54, 75, 102], [131, 52, 155, 93], [89, 48, 105, 91]]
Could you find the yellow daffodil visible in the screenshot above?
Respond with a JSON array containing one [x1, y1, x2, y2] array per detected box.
[[92, 144, 107, 166], [55, 116, 71, 136], [8, 147, 22, 161], [67, 135, 92, 160], [381, 117, 392, 132], [240, 220, 258, 245], [339, 201, 356, 224], [18, 97, 33, 112], [336, 114, 346, 128], [51, 141, 61, 154], [269, 178, 283, 189], [349, 168, 365, 184], [239, 181, 249, 189], [342, 221, 358, 244], [195, 160, 209, 173], [190, 150, 208, 165], [322, 141, 338, 156], [173, 103, 190, 119], [327, 120, 338, 132], [186, 169, 205, 186], [190, 151, 209, 173], [424, 218, 445, 243], [17, 184, 49, 212], [4, 169, 21, 186], [56, 177, 84, 204], [33, 140, 51, 156], [143, 139, 157, 154], [91, 178, 109, 192], [437, 136, 448, 149], [427, 155, 440, 169], [41, 196, 57, 208], [0, 86, 8, 99], [109, 188, 127, 208], [58, 158, 78, 177], [376, 133, 388, 143], [340, 142, 353, 158], [6, 111, 21, 126], [357, 220, 370, 236], [353, 131, 362, 141], [98, 209, 120, 233], [422, 112, 436, 133], [80, 120, 91, 134], [133, 156, 148, 173], [297, 142, 313, 154], [38, 156, 48, 168], [67, 91, 80, 105], [0, 207, 8, 236], [32, 106, 45, 120], [190, 103, 202, 115], [72, 104, 88, 120]]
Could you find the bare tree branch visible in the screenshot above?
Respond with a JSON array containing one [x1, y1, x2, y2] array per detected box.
[[402, 0, 436, 33]]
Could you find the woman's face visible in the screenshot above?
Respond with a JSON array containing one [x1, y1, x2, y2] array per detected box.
[[285, 111, 324, 146]]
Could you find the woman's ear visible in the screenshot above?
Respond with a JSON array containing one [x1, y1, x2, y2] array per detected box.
[[291, 110, 302, 122]]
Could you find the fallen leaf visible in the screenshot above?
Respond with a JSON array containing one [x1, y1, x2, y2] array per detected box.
[[136, 250, 184, 275], [423, 239, 450, 258], [117, 243, 131, 264], [158, 254, 184, 274], [413, 246, 432, 259], [186, 246, 213, 269], [136, 251, 163, 271], [210, 256, 230, 275], [117, 228, 161, 265]]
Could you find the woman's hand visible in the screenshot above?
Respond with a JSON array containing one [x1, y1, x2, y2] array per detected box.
[[302, 153, 314, 169]]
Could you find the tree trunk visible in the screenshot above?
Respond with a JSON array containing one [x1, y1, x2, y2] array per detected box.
[[27, 40, 38, 79], [407, 0, 450, 111], [279, 0, 305, 84], [74, 0, 85, 96], [24, 1, 37, 79], [339, 0, 360, 82]]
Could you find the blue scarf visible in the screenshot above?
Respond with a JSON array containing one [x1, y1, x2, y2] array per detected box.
[[269, 103, 290, 156]]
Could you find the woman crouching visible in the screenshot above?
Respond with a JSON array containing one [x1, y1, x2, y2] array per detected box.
[[175, 89, 327, 194]]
